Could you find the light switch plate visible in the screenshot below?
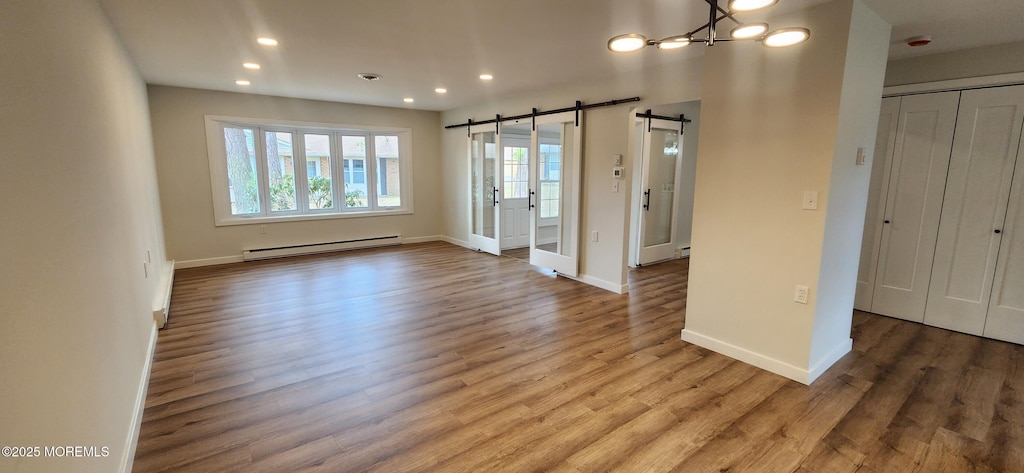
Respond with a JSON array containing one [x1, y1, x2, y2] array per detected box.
[[856, 147, 867, 165]]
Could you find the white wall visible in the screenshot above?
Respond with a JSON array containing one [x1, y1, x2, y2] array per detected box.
[[682, 0, 890, 383], [885, 40, 1024, 87], [147, 86, 444, 265], [440, 59, 704, 291], [0, 1, 167, 471], [811, 0, 892, 374]]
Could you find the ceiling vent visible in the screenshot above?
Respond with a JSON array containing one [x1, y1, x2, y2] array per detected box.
[[357, 73, 382, 81]]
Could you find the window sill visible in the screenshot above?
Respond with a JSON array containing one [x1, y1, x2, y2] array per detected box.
[[215, 208, 413, 227]]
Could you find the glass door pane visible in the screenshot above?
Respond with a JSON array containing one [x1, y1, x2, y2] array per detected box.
[[468, 129, 499, 254], [637, 118, 683, 265], [643, 127, 679, 246], [529, 111, 581, 277], [535, 122, 569, 256]]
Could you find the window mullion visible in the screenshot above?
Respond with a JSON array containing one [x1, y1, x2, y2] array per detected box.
[[255, 127, 272, 217], [293, 131, 310, 213], [366, 133, 379, 210], [330, 133, 343, 212]]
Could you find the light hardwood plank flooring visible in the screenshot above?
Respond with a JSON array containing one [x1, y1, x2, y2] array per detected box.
[[134, 242, 1024, 472]]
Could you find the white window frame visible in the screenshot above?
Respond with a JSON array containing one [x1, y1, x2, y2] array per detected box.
[[205, 115, 413, 226]]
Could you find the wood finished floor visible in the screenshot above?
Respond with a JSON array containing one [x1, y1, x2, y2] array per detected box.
[[135, 242, 1024, 472]]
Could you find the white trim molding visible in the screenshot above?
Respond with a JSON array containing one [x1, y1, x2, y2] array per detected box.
[[121, 323, 158, 472], [808, 338, 853, 383], [679, 327, 839, 387], [559, 273, 629, 294], [883, 72, 1024, 97], [176, 255, 244, 269], [153, 260, 175, 328]]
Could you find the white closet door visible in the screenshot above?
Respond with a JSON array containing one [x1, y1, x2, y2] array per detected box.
[[855, 97, 901, 311], [984, 99, 1024, 344], [925, 85, 1024, 334], [870, 91, 960, 322]]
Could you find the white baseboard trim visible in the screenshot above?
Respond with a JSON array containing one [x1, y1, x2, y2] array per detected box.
[[403, 235, 443, 244], [152, 260, 175, 329], [680, 328, 813, 385], [561, 273, 629, 294], [439, 235, 473, 249], [808, 338, 853, 384], [121, 323, 157, 473], [176, 255, 243, 269], [176, 237, 461, 268]]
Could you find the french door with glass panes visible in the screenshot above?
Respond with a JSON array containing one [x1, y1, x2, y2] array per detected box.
[[636, 118, 684, 265], [528, 111, 583, 276], [468, 124, 502, 255], [499, 122, 532, 249]]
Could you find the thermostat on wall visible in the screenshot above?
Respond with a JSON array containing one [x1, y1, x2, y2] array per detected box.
[[613, 167, 624, 179]]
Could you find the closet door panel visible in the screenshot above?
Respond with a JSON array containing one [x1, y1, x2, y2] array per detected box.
[[985, 113, 1024, 344], [855, 97, 901, 311], [871, 91, 960, 322], [925, 85, 1024, 335]]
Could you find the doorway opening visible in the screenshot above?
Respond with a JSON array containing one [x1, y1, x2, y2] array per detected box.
[[629, 100, 701, 268]]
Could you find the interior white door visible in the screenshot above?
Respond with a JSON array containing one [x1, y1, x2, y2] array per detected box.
[[984, 124, 1024, 344], [855, 97, 901, 311], [870, 91, 960, 322], [500, 127, 531, 249], [925, 85, 1024, 335], [529, 111, 582, 277], [467, 124, 502, 255], [637, 118, 684, 266]]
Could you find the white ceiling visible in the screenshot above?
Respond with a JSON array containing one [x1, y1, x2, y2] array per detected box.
[[97, 0, 1024, 112]]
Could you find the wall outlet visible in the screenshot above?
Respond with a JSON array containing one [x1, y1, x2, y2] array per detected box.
[[794, 285, 809, 304], [260, 225, 267, 234], [802, 191, 818, 210], [612, 181, 619, 193], [591, 231, 599, 242]]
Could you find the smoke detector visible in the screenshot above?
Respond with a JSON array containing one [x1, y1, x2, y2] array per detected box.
[[906, 35, 932, 47], [357, 73, 382, 81]]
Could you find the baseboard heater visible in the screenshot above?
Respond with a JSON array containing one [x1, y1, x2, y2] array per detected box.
[[242, 235, 403, 261]]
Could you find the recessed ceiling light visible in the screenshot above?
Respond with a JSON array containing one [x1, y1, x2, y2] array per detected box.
[[243, 63, 261, 70], [257, 37, 278, 46], [235, 80, 251, 86], [479, 74, 494, 81], [435, 88, 447, 94], [403, 97, 414, 103]]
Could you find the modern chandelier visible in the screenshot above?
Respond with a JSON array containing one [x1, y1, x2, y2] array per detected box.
[[607, 0, 809, 52]]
